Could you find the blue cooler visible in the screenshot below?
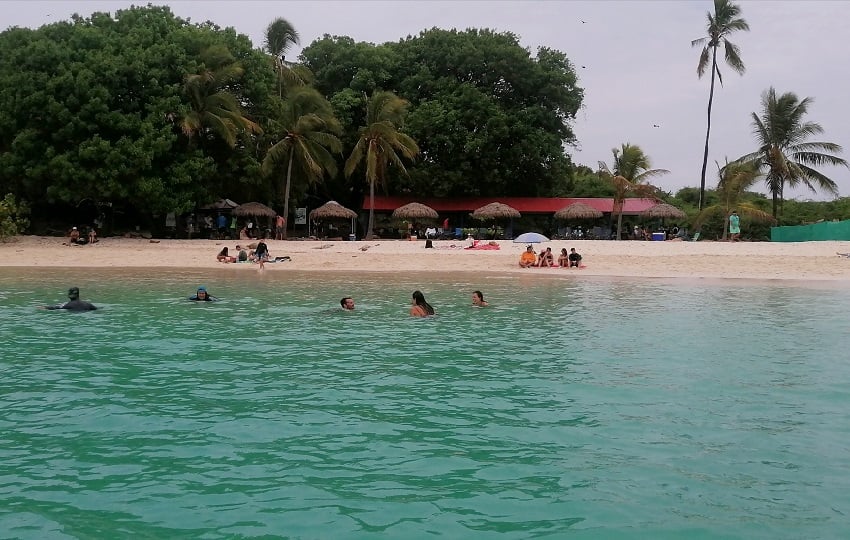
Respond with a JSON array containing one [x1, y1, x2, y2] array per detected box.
[[651, 232, 665, 241]]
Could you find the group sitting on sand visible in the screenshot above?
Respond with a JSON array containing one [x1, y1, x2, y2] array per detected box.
[[217, 244, 290, 268], [519, 245, 583, 268]]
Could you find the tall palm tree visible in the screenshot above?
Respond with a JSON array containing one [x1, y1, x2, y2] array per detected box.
[[598, 143, 668, 240], [180, 45, 262, 147], [344, 91, 419, 240], [264, 17, 311, 97], [739, 87, 847, 218], [692, 0, 749, 211], [695, 159, 774, 239], [261, 87, 343, 238]]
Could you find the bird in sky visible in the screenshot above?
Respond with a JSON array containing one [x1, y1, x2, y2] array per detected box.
[[652, 124, 660, 128], [580, 19, 587, 24]]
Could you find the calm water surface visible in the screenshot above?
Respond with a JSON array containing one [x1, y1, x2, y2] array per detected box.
[[1, 269, 849, 539]]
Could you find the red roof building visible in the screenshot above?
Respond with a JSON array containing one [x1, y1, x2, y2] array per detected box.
[[362, 196, 658, 215]]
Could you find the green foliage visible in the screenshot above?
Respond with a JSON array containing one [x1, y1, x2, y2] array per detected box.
[[0, 5, 276, 220], [344, 91, 419, 238], [261, 87, 343, 235], [740, 87, 848, 218], [694, 160, 774, 239], [301, 28, 583, 198], [598, 143, 669, 239], [0, 193, 30, 240], [692, 0, 749, 210]]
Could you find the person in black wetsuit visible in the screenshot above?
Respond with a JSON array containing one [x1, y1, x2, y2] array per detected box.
[[43, 287, 97, 311], [189, 286, 217, 301]]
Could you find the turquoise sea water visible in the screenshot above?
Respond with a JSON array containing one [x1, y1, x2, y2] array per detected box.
[[1, 268, 849, 539]]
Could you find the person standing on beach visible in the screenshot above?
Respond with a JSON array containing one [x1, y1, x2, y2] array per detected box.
[[410, 290, 435, 317], [275, 214, 285, 240], [729, 211, 741, 242]]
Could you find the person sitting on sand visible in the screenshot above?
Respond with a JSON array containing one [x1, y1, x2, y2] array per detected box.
[[558, 248, 569, 267], [410, 290, 435, 317], [568, 248, 582, 268], [239, 226, 249, 240], [88, 227, 98, 244], [519, 246, 537, 268], [189, 286, 217, 301], [217, 246, 236, 263], [43, 287, 97, 311], [472, 290, 489, 307], [537, 247, 554, 267]]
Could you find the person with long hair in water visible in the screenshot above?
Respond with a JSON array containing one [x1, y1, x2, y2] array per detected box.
[[410, 290, 435, 317]]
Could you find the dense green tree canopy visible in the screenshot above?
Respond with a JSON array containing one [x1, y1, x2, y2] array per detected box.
[[0, 5, 275, 219], [301, 28, 583, 199]]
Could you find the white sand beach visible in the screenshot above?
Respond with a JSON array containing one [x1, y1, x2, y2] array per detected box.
[[1, 235, 850, 282]]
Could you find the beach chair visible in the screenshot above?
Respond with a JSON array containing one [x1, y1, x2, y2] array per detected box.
[[690, 232, 700, 242]]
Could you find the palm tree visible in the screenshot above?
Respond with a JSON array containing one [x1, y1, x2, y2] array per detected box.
[[739, 87, 847, 218], [344, 91, 419, 240], [264, 17, 312, 97], [692, 0, 749, 211], [261, 87, 343, 238], [695, 160, 774, 239], [180, 45, 262, 147], [598, 143, 668, 240]]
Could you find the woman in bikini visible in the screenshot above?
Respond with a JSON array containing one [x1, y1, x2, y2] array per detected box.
[[410, 290, 435, 317]]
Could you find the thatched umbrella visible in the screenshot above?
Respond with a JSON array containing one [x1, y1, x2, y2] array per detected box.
[[200, 198, 239, 210], [391, 202, 439, 220], [641, 203, 686, 220], [554, 202, 603, 220], [233, 202, 276, 218], [470, 202, 521, 220], [309, 200, 357, 221]]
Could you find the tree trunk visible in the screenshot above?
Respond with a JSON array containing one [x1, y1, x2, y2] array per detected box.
[[616, 211, 623, 241], [282, 150, 293, 239], [366, 178, 375, 240], [698, 47, 719, 212]]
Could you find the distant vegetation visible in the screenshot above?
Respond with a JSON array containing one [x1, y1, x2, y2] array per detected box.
[[0, 4, 845, 237]]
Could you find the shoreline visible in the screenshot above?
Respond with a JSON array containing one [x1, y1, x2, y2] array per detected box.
[[1, 235, 849, 283]]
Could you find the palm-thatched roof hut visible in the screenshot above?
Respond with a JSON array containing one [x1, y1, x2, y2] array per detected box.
[[470, 202, 521, 220], [554, 202, 603, 220], [641, 203, 686, 220], [233, 202, 276, 218], [309, 201, 357, 221], [391, 202, 439, 220]]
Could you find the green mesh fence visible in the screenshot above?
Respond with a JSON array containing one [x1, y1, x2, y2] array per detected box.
[[771, 219, 850, 242]]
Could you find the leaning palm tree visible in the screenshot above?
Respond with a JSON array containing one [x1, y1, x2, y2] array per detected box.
[[598, 143, 668, 240], [695, 159, 774, 239], [739, 87, 847, 218], [261, 87, 343, 238], [264, 17, 312, 97], [180, 45, 262, 147], [692, 0, 749, 211], [344, 91, 419, 240]]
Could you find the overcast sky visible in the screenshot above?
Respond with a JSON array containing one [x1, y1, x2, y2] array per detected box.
[[6, 0, 849, 200]]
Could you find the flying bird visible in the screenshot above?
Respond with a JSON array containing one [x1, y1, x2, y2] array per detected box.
[[580, 19, 587, 24], [581, 65, 587, 69], [652, 124, 660, 128]]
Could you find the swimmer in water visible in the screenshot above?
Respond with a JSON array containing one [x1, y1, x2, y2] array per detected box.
[[340, 296, 355, 310], [43, 287, 97, 311], [189, 286, 217, 301]]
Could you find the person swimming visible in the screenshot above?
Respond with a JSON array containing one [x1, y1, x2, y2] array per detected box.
[[188, 286, 217, 301], [43, 287, 97, 311], [410, 290, 435, 317]]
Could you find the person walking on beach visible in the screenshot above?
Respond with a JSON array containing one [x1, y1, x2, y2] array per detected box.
[[472, 290, 489, 307], [410, 290, 435, 317], [729, 210, 741, 242], [43, 287, 97, 311]]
